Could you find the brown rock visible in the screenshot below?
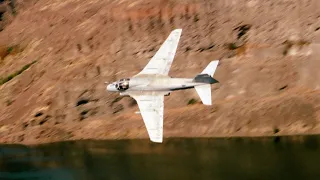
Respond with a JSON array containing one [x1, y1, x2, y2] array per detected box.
[[1, 0, 320, 145]]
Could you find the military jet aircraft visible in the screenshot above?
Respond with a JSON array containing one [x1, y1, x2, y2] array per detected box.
[[106, 29, 220, 143]]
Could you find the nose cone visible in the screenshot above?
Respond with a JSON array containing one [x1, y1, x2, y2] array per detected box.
[[106, 84, 117, 91]]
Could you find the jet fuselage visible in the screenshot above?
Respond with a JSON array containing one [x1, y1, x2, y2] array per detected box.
[[106, 75, 208, 93]]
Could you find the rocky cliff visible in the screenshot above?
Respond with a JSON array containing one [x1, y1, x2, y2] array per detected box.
[[0, 0, 320, 144]]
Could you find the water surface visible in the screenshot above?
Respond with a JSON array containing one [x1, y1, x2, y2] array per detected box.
[[1, 136, 320, 180]]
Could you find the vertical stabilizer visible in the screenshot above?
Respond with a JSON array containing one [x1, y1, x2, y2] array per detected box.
[[200, 60, 219, 77]]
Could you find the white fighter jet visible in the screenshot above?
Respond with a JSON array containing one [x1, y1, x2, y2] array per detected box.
[[106, 29, 220, 143]]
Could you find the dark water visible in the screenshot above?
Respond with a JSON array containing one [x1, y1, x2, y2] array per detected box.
[[1, 136, 320, 180]]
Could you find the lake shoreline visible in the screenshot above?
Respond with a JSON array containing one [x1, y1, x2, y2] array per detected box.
[[2, 132, 320, 146]]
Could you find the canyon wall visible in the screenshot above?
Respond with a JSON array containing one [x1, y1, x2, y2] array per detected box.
[[0, 0, 320, 144]]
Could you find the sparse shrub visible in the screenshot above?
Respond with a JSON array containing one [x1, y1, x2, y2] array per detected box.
[[7, 46, 14, 54], [76, 99, 89, 106], [5, 99, 13, 106], [234, 24, 251, 40], [0, 44, 23, 60], [193, 14, 199, 22], [187, 98, 197, 105], [0, 60, 37, 85], [227, 43, 238, 50]]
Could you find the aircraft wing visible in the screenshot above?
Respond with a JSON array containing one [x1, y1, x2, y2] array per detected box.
[[131, 94, 164, 143], [137, 29, 182, 76]]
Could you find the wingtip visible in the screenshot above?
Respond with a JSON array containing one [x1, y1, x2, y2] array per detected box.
[[173, 28, 182, 33], [203, 101, 212, 106], [150, 138, 163, 143]]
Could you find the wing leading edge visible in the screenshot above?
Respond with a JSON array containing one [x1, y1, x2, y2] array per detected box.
[[137, 29, 182, 76], [131, 94, 164, 143]]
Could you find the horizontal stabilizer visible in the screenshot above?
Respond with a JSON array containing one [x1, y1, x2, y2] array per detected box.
[[194, 84, 212, 105]]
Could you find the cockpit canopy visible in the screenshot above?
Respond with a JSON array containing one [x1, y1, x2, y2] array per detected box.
[[115, 78, 130, 91]]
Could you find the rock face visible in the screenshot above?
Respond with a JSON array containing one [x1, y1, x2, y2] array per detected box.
[[0, 0, 16, 31], [0, 0, 320, 144]]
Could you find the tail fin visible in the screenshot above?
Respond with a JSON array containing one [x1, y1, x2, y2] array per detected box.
[[200, 60, 219, 77], [194, 60, 219, 106]]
